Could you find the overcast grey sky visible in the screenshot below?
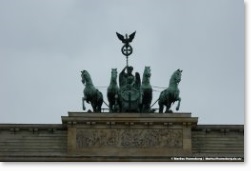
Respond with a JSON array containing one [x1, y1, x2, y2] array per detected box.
[[0, 0, 244, 124]]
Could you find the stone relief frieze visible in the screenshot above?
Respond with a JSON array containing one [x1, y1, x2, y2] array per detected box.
[[76, 128, 182, 149]]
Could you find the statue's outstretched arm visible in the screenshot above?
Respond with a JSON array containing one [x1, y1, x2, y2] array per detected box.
[[122, 66, 127, 73]]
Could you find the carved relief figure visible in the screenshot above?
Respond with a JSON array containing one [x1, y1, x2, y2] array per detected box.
[[76, 128, 182, 149]]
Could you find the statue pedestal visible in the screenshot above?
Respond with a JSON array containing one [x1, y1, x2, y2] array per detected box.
[[62, 112, 198, 161]]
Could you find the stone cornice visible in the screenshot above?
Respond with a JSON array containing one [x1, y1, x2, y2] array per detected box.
[[193, 125, 244, 133], [0, 124, 66, 132], [61, 112, 198, 127]]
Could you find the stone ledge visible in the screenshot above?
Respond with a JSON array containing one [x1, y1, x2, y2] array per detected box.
[[0, 124, 66, 132], [192, 125, 244, 133], [68, 112, 192, 118], [62, 112, 198, 126]]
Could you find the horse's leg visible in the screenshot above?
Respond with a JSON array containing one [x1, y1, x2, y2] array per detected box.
[[98, 101, 102, 113], [146, 89, 153, 113], [158, 101, 164, 113], [91, 102, 96, 112], [139, 101, 143, 113], [114, 94, 120, 112], [146, 100, 151, 113], [96, 93, 103, 113], [97, 105, 101, 113], [118, 99, 122, 113], [94, 102, 101, 113], [107, 93, 113, 112], [82, 97, 86, 110], [176, 97, 181, 111], [142, 103, 150, 113], [165, 103, 172, 113], [109, 101, 113, 112]]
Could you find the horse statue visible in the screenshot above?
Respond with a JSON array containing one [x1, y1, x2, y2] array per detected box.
[[107, 68, 120, 112], [140, 66, 153, 112], [158, 69, 182, 113], [81, 70, 103, 112]]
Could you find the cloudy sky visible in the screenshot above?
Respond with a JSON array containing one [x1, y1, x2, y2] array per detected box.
[[0, 0, 244, 124]]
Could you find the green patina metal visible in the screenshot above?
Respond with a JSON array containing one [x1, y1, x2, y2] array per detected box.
[[80, 32, 183, 113], [158, 69, 182, 113], [119, 66, 141, 112], [140, 66, 153, 113], [107, 68, 120, 112], [81, 70, 103, 113], [116, 31, 136, 67]]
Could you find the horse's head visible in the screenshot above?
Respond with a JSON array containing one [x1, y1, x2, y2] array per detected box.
[[111, 68, 117, 79], [170, 69, 182, 85], [81, 70, 91, 84], [143, 66, 151, 78]]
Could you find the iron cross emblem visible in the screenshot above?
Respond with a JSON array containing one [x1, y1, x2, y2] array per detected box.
[[116, 31, 136, 66]]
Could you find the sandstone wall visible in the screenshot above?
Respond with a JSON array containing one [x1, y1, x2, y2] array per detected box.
[[0, 114, 244, 161], [0, 124, 67, 161], [192, 125, 244, 157]]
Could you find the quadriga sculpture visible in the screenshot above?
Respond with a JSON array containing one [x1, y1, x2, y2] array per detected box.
[[81, 70, 103, 112], [158, 69, 182, 113], [107, 68, 120, 112], [140, 66, 153, 112]]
